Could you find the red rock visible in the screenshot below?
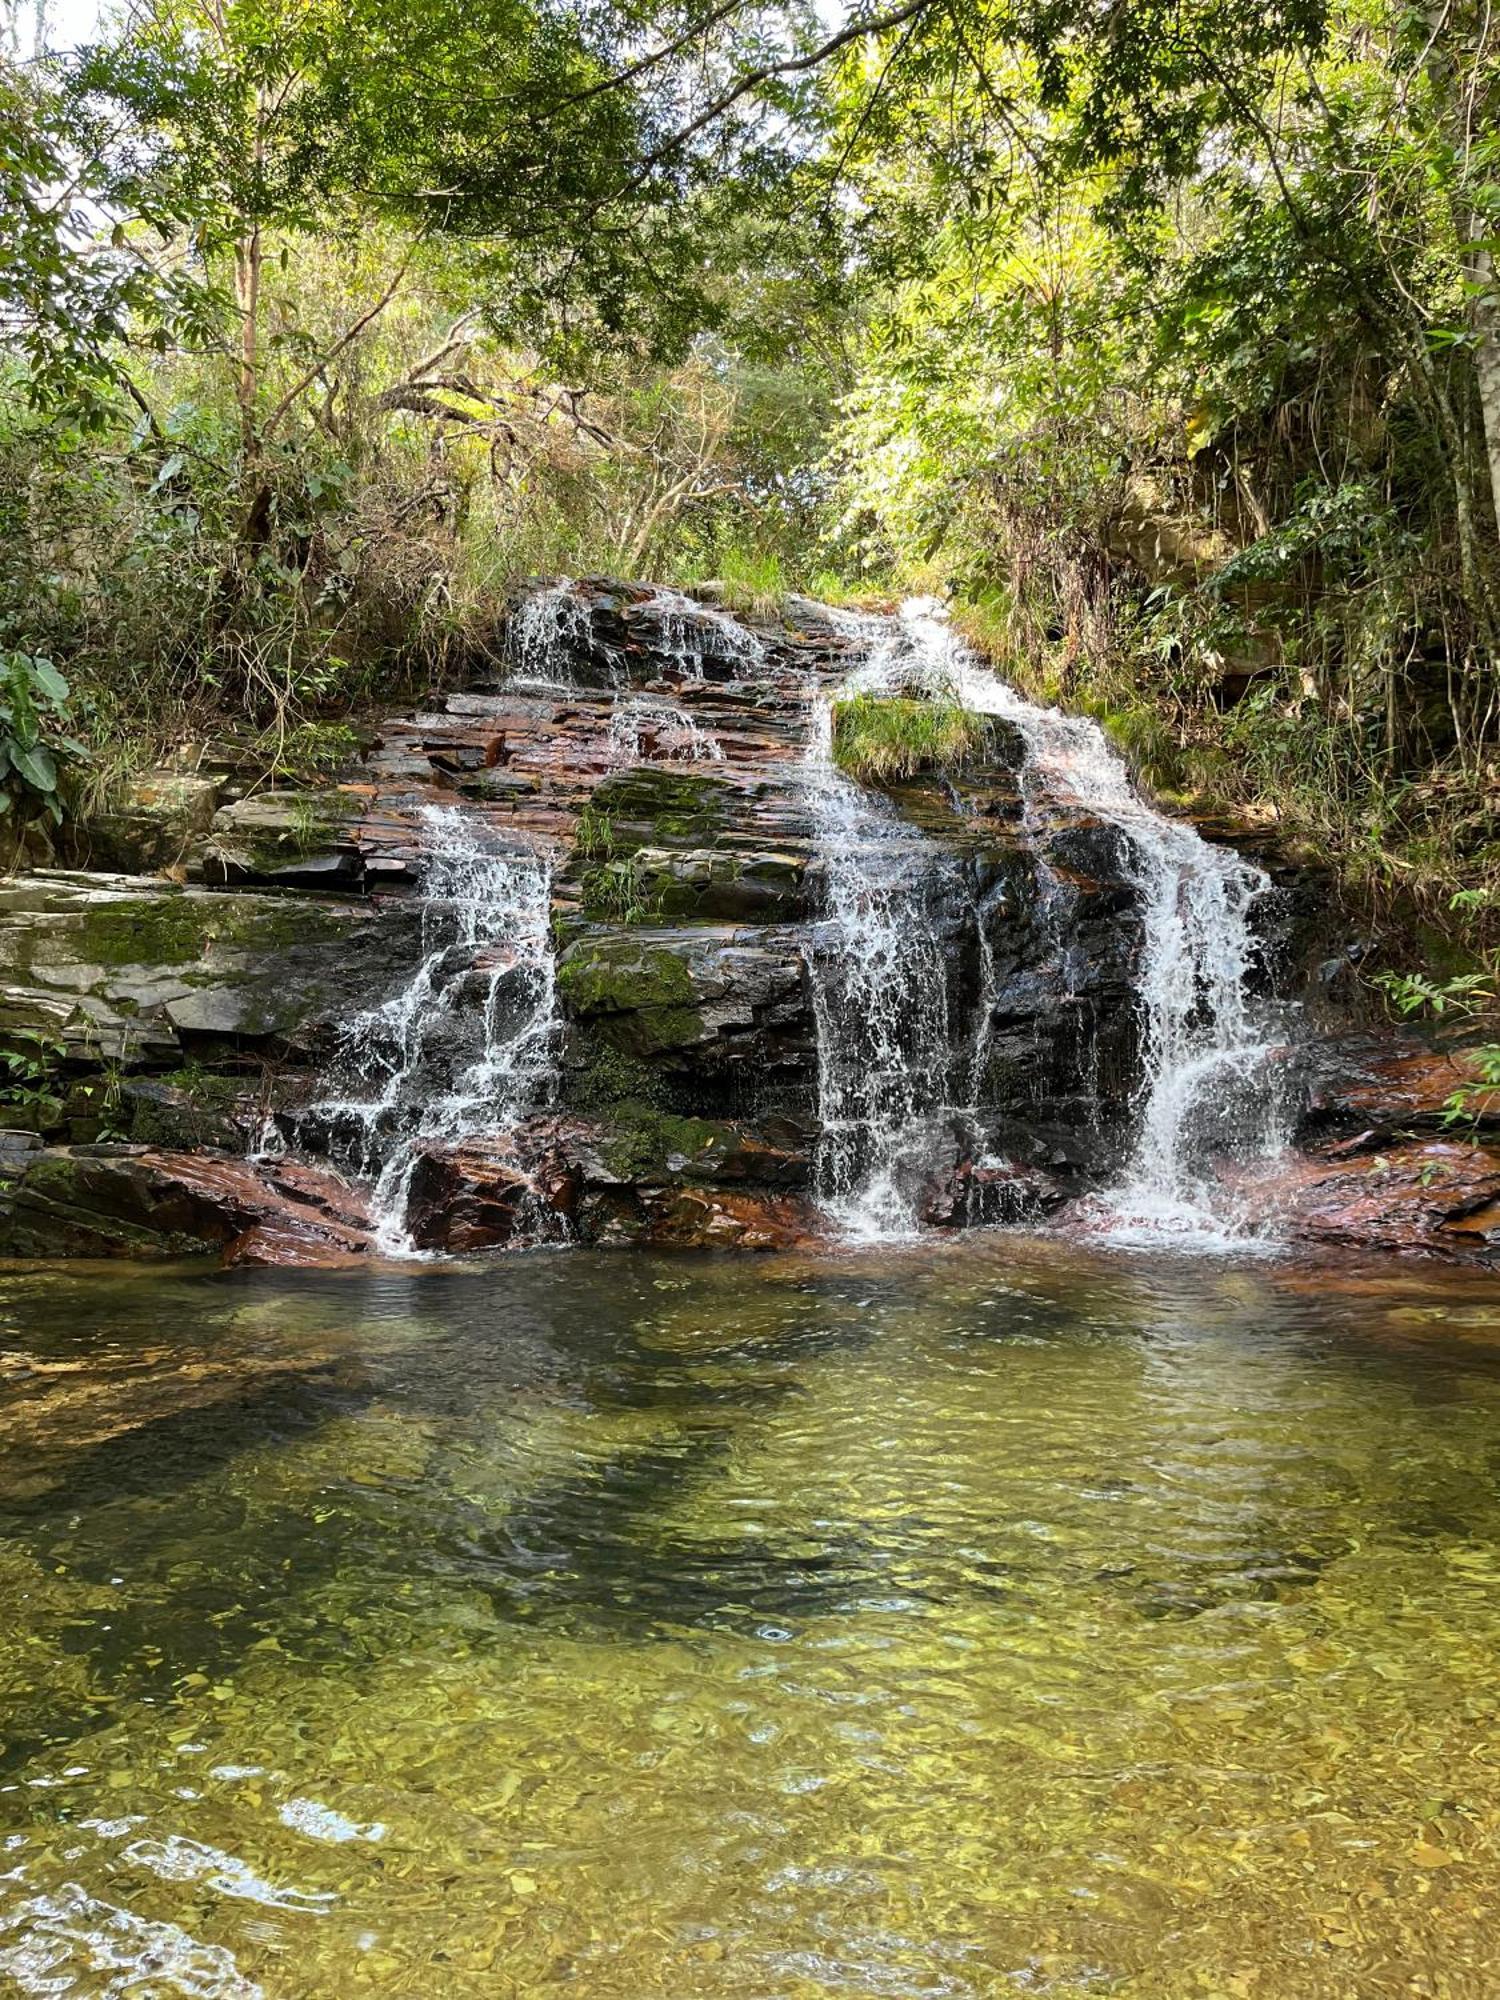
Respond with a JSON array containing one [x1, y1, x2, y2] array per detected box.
[[0, 1145, 373, 1266], [635, 1186, 820, 1251], [1231, 1138, 1500, 1260], [403, 1142, 576, 1253], [1305, 1034, 1498, 1131]]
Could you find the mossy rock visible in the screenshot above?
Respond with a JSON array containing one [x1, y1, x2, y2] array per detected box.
[[595, 1101, 737, 1182], [205, 790, 362, 883], [0, 875, 424, 1065], [0, 1151, 212, 1259], [556, 936, 696, 1015], [72, 772, 222, 874], [555, 937, 706, 1055], [567, 1041, 670, 1111], [122, 1072, 248, 1150], [582, 768, 730, 848]]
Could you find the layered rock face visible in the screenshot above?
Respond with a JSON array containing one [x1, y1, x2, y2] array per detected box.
[[0, 578, 1493, 1264]]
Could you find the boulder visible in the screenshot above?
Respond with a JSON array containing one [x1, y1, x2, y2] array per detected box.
[[70, 771, 222, 874], [201, 790, 365, 887], [0, 1146, 372, 1264], [404, 1142, 577, 1253], [0, 872, 423, 1066]]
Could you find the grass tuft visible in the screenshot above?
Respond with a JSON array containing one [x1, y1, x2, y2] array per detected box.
[[831, 694, 984, 784]]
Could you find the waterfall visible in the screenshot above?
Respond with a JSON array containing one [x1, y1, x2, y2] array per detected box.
[[802, 655, 971, 1241], [608, 693, 724, 765], [638, 587, 766, 679], [860, 601, 1290, 1242], [506, 578, 597, 687], [302, 805, 559, 1254]]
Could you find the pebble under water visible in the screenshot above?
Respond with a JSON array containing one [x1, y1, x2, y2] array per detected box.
[[2, 1243, 1500, 1996]]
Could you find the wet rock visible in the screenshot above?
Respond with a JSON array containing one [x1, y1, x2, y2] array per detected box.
[[0, 872, 423, 1065], [922, 1156, 1072, 1227], [1230, 1139, 1500, 1260], [562, 1105, 813, 1188], [119, 1073, 255, 1151], [404, 1142, 577, 1253], [1298, 1032, 1499, 1138], [556, 927, 814, 1110], [0, 1146, 372, 1263]]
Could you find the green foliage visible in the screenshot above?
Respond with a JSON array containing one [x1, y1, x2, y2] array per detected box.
[[0, 1028, 65, 1115], [1375, 970, 1497, 1019], [581, 854, 657, 926], [1442, 1046, 1500, 1132], [0, 650, 87, 826], [823, 1, 1500, 947], [831, 694, 983, 783], [574, 805, 617, 863]]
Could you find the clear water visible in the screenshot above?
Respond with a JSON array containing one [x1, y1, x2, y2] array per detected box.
[[4, 1243, 1500, 1997]]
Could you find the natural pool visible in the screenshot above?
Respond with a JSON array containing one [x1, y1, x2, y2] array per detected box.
[[0, 1241, 1499, 1998]]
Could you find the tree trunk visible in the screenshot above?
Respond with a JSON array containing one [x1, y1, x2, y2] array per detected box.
[[233, 222, 261, 464], [1468, 248, 1500, 541]]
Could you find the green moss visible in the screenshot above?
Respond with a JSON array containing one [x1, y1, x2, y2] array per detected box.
[[831, 694, 984, 784], [126, 1068, 246, 1149], [159, 1064, 245, 1108], [73, 892, 347, 972], [568, 1043, 668, 1111], [584, 768, 728, 846], [598, 1102, 729, 1181], [557, 939, 697, 1015], [73, 897, 214, 969], [556, 938, 705, 1056]]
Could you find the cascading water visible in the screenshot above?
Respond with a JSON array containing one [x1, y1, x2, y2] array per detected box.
[[505, 578, 598, 686], [802, 652, 970, 1241], [302, 805, 559, 1254], [608, 693, 724, 765], [850, 601, 1291, 1242], [639, 587, 766, 679]]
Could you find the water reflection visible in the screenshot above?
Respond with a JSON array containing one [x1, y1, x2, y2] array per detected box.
[[0, 1241, 1498, 1995]]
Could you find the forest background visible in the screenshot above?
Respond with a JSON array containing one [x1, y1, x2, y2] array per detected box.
[[3, 0, 1499, 999]]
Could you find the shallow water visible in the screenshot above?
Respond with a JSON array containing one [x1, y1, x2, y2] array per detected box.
[[1, 1241, 1500, 1998]]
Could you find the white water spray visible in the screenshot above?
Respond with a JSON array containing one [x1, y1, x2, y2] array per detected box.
[[506, 579, 597, 687], [608, 693, 724, 765], [638, 587, 767, 679], [802, 650, 967, 1241], [304, 806, 559, 1253], [858, 601, 1290, 1242]]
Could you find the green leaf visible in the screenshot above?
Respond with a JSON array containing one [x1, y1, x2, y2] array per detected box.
[[12, 744, 58, 793], [27, 657, 68, 703]]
